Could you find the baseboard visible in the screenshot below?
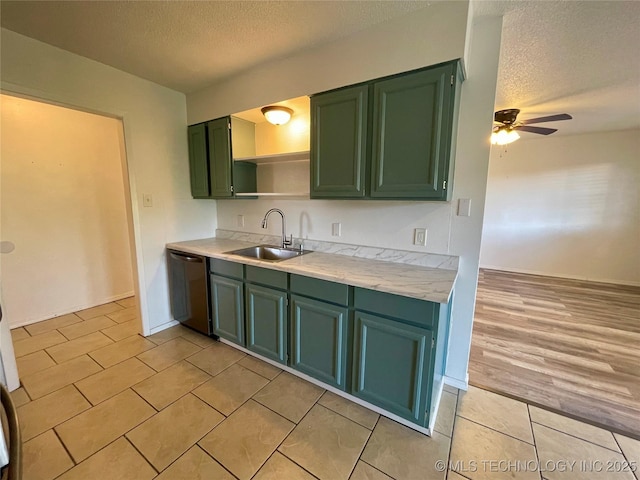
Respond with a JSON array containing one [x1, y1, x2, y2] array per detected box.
[[444, 374, 468, 391], [479, 265, 640, 287], [8, 291, 136, 329], [148, 320, 180, 335]]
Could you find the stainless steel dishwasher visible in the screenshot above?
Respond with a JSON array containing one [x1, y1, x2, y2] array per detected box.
[[167, 250, 211, 336]]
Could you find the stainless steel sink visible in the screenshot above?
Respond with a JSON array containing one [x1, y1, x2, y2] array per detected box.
[[226, 245, 311, 262]]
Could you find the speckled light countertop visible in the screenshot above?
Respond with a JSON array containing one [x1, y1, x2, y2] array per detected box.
[[167, 238, 457, 304]]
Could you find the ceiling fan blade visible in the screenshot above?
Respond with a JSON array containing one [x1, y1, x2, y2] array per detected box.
[[521, 113, 572, 125], [515, 125, 558, 135]]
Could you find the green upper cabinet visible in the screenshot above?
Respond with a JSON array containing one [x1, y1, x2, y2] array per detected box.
[[207, 117, 233, 198], [310, 60, 461, 201], [187, 124, 210, 198], [371, 64, 455, 199], [187, 116, 257, 199], [310, 85, 368, 198]]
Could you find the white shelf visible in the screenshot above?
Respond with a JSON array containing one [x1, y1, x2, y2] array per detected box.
[[234, 150, 310, 164], [234, 192, 309, 198]]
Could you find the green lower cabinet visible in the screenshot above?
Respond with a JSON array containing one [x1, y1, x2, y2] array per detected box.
[[210, 274, 244, 345], [290, 295, 348, 390], [352, 311, 433, 425], [245, 284, 287, 364]]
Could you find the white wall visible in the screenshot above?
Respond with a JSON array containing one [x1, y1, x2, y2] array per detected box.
[[187, 3, 503, 387], [1, 29, 218, 334], [1, 95, 134, 326], [480, 129, 640, 285]]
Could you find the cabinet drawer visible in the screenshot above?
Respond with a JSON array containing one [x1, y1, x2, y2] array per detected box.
[[246, 266, 287, 290], [210, 258, 243, 279], [354, 287, 437, 328], [290, 274, 349, 306]]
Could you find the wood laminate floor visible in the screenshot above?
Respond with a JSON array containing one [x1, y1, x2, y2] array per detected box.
[[470, 269, 640, 439]]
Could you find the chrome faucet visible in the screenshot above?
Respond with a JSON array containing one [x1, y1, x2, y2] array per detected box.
[[261, 208, 292, 249]]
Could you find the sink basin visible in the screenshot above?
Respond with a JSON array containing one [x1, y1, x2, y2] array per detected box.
[[226, 245, 311, 262]]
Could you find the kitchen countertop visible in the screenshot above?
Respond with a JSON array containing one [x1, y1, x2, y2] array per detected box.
[[167, 237, 457, 304]]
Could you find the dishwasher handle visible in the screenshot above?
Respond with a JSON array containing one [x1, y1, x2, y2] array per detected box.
[[169, 252, 203, 263]]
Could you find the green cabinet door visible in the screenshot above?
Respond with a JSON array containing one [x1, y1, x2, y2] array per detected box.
[[187, 124, 210, 198], [290, 295, 348, 389], [352, 311, 433, 425], [311, 85, 368, 198], [207, 117, 233, 198], [210, 274, 244, 345], [370, 64, 455, 199], [245, 284, 287, 364]]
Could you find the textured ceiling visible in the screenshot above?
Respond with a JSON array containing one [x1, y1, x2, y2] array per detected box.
[[478, 0, 640, 137], [0, 0, 431, 93]]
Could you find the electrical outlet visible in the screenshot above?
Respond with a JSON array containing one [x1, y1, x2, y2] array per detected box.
[[143, 194, 153, 207], [237, 215, 245, 227], [458, 198, 472, 217], [413, 228, 427, 246], [332, 223, 342, 237]]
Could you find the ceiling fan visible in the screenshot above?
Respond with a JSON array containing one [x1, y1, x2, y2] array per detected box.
[[491, 109, 572, 145]]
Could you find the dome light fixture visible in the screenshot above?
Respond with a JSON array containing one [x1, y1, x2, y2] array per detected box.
[[261, 106, 293, 125], [491, 126, 520, 145]]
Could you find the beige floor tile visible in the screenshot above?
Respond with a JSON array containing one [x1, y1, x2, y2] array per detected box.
[[362, 416, 452, 480], [55, 389, 155, 462], [434, 390, 457, 437], [127, 393, 224, 471], [24, 313, 82, 336], [457, 385, 533, 443], [18, 385, 90, 441], [75, 302, 123, 320], [254, 372, 324, 423], [186, 342, 246, 376], [76, 357, 155, 405], [238, 355, 282, 380], [280, 404, 371, 480], [533, 423, 635, 480], [178, 327, 218, 348], [448, 472, 470, 480], [23, 430, 74, 480], [46, 331, 114, 363], [10, 327, 29, 341], [449, 416, 538, 480], [59, 316, 117, 340], [13, 330, 67, 357], [101, 319, 141, 341], [318, 391, 379, 430], [147, 324, 184, 345], [21, 354, 102, 399], [614, 434, 640, 474], [89, 334, 156, 368], [155, 446, 235, 480], [16, 350, 56, 377], [107, 306, 139, 323], [193, 363, 269, 415], [529, 405, 620, 451], [254, 452, 316, 480], [10, 387, 31, 407], [57, 437, 156, 480], [444, 383, 459, 395], [350, 461, 394, 480], [116, 296, 137, 309], [199, 400, 294, 480], [133, 360, 211, 410], [137, 336, 202, 371]]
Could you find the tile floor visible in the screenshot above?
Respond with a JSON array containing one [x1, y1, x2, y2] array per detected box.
[[9, 298, 640, 480]]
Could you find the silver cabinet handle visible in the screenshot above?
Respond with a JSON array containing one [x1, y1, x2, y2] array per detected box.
[[169, 252, 202, 263]]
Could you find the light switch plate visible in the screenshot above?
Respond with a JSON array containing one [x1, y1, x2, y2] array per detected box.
[[237, 215, 245, 227], [413, 228, 427, 246], [458, 198, 471, 217], [143, 194, 153, 207], [332, 223, 342, 237]]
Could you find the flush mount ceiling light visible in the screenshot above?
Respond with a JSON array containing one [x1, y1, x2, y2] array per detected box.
[[261, 106, 293, 125], [491, 126, 520, 145]]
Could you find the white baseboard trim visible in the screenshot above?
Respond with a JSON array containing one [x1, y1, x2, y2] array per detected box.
[[218, 337, 435, 436], [444, 374, 469, 391], [8, 291, 136, 329], [148, 320, 180, 335], [479, 265, 640, 287]]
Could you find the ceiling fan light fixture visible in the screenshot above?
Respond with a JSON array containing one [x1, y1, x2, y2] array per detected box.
[[491, 127, 520, 145], [261, 106, 293, 125]]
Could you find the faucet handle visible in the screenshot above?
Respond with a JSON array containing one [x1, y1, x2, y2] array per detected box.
[[284, 234, 293, 248]]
